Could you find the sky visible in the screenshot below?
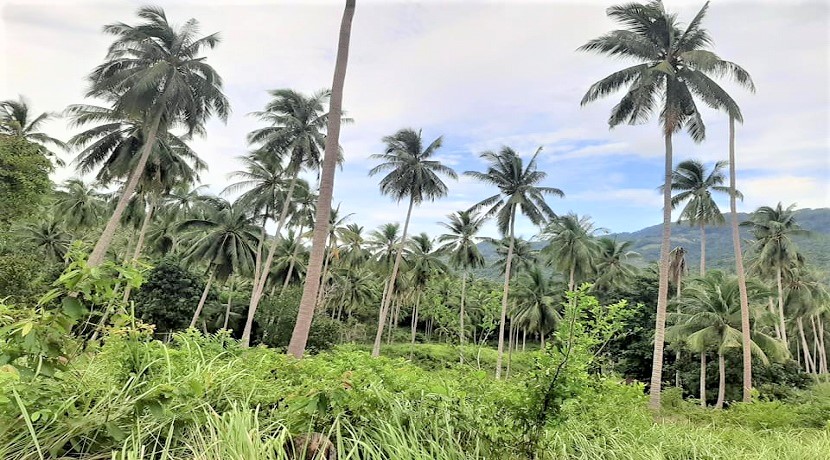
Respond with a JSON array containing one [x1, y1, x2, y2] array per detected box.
[[1, 0, 828, 240]]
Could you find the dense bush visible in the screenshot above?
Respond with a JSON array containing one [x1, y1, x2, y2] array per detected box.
[[0, 135, 52, 228], [133, 260, 210, 333]]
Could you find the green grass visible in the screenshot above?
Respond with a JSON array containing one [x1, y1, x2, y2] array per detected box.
[[2, 332, 829, 459]]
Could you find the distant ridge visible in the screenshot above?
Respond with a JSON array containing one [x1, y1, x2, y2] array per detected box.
[[475, 208, 830, 278]]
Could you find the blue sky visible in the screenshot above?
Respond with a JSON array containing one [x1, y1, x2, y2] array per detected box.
[[1, 0, 827, 240]]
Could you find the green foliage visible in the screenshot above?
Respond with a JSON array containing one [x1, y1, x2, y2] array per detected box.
[[256, 286, 340, 353], [0, 251, 53, 305], [0, 135, 52, 227], [133, 260, 208, 333]]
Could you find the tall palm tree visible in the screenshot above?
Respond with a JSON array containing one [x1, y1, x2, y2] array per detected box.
[[53, 179, 106, 231], [18, 219, 71, 263], [287, 0, 355, 358], [368, 128, 457, 357], [668, 246, 687, 387], [593, 238, 639, 292], [668, 271, 784, 408], [783, 267, 828, 374], [338, 223, 370, 269], [83, 6, 229, 268], [541, 213, 600, 292], [513, 265, 560, 347], [579, 0, 754, 408], [669, 159, 736, 274], [465, 146, 563, 378], [368, 223, 402, 269], [178, 200, 258, 328], [743, 203, 807, 346], [438, 210, 486, 349], [244, 88, 337, 347], [408, 233, 449, 347], [224, 151, 287, 287], [0, 96, 66, 166]]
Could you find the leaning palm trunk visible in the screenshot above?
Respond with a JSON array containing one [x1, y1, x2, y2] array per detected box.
[[728, 116, 753, 402], [281, 223, 305, 294], [797, 317, 815, 374], [190, 268, 216, 328], [122, 198, 155, 303], [315, 239, 336, 309], [286, 0, 355, 358], [810, 315, 822, 374], [242, 173, 299, 346], [88, 113, 162, 267], [506, 323, 514, 379], [700, 352, 707, 407], [495, 210, 516, 380], [372, 197, 415, 357], [818, 318, 828, 374], [648, 131, 674, 410], [776, 267, 788, 343], [769, 297, 782, 340], [715, 352, 726, 409]]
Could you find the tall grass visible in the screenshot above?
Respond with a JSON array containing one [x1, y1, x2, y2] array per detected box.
[[3, 334, 830, 459]]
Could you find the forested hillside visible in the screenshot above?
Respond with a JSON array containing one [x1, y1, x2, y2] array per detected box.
[[477, 208, 829, 278]]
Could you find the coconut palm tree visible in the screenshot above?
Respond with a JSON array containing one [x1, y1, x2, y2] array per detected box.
[[408, 233, 449, 347], [465, 146, 563, 379], [368, 223, 402, 269], [669, 159, 737, 274], [668, 271, 784, 408], [438, 210, 486, 349], [783, 267, 829, 374], [593, 238, 639, 292], [668, 246, 687, 387], [178, 200, 258, 328], [743, 203, 807, 346], [83, 6, 229, 268], [0, 96, 66, 166], [541, 213, 601, 292], [513, 265, 560, 347], [337, 223, 370, 269], [18, 219, 71, 263], [288, 0, 355, 358], [488, 236, 538, 278], [53, 179, 106, 231], [244, 88, 341, 347], [579, 0, 754, 408], [368, 128, 457, 357]]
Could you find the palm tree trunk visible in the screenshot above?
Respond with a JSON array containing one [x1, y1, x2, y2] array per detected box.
[[769, 297, 782, 340], [87, 112, 162, 268], [122, 198, 155, 303], [818, 318, 828, 374], [495, 210, 517, 380], [810, 315, 821, 374], [506, 323, 514, 379], [727, 116, 753, 403], [648, 131, 674, 410], [223, 276, 234, 330], [700, 224, 706, 275], [776, 267, 788, 343], [242, 173, 299, 347], [286, 0, 354, 358], [540, 331, 545, 349], [316, 239, 335, 309], [372, 196, 415, 357], [459, 270, 467, 363], [522, 328, 526, 351], [700, 352, 707, 408], [410, 291, 420, 357], [715, 352, 726, 409], [676, 277, 682, 388], [190, 268, 215, 329], [568, 266, 575, 293], [253, 213, 268, 284], [798, 317, 814, 374], [281, 223, 305, 294]]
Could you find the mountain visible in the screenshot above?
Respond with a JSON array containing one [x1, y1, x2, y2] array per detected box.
[[475, 208, 830, 279]]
